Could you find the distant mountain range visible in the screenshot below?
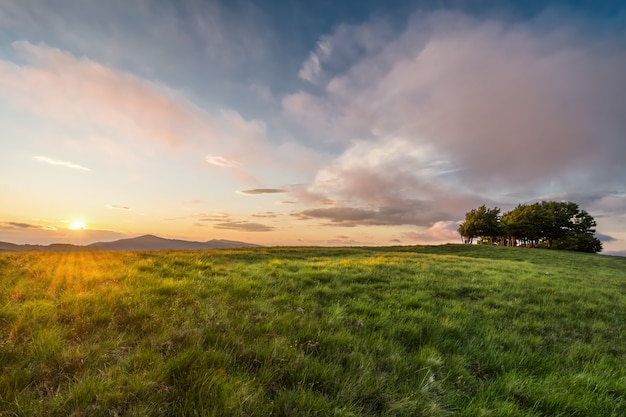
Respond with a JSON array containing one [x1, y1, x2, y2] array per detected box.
[[0, 234, 261, 252]]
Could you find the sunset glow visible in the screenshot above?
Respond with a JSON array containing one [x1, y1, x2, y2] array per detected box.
[[69, 220, 87, 231], [1, 1, 625, 254]]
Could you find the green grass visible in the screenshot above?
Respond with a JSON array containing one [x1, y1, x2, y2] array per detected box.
[[0, 245, 625, 416]]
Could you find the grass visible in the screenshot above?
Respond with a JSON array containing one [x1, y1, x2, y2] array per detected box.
[[0, 245, 625, 416]]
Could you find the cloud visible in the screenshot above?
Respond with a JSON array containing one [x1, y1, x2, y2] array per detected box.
[[401, 221, 462, 244], [0, 41, 274, 183], [285, 10, 626, 197], [238, 189, 286, 195], [34, 155, 90, 171], [297, 19, 394, 85], [325, 238, 359, 245], [590, 194, 626, 217], [197, 214, 231, 222], [213, 221, 274, 232], [595, 233, 616, 243], [250, 212, 278, 218], [206, 155, 239, 168], [603, 250, 626, 257], [1, 221, 56, 230], [1, 41, 211, 149], [293, 203, 448, 227], [106, 204, 130, 210], [291, 137, 485, 227]]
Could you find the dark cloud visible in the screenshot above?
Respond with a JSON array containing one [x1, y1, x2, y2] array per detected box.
[[106, 204, 130, 210], [214, 221, 274, 232], [250, 212, 278, 218], [596, 233, 616, 243], [238, 189, 286, 195], [1, 221, 52, 230], [293, 202, 451, 227]]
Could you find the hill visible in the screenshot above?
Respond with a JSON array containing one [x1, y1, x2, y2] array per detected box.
[[0, 234, 260, 252], [0, 245, 624, 416]]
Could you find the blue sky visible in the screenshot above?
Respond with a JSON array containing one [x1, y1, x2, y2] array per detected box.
[[1, 0, 625, 253]]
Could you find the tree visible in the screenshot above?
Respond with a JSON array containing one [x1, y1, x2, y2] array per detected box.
[[458, 205, 501, 244], [539, 201, 579, 249], [459, 201, 603, 253]]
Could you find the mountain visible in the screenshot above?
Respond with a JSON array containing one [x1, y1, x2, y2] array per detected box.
[[0, 235, 260, 252]]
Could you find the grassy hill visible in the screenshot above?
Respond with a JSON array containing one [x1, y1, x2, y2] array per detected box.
[[0, 245, 624, 416]]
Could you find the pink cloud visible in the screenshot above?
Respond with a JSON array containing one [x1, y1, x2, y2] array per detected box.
[[401, 221, 462, 244], [284, 11, 626, 189], [0, 41, 276, 184], [0, 41, 214, 149]]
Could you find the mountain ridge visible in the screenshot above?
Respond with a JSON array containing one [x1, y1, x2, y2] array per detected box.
[[0, 234, 260, 252]]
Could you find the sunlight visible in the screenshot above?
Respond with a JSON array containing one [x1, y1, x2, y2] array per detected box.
[[69, 219, 87, 230]]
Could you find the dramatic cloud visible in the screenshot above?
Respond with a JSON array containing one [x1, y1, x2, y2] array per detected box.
[[292, 137, 485, 227], [238, 189, 286, 195], [213, 221, 274, 232], [285, 10, 626, 198], [34, 156, 90, 171], [1, 3, 625, 250]]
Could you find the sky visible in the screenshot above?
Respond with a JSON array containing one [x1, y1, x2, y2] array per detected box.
[[1, 0, 626, 253]]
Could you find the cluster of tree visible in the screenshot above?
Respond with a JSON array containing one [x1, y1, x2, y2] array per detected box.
[[458, 201, 603, 253]]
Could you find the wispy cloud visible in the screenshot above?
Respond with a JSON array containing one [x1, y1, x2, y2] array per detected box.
[[250, 212, 279, 218], [214, 220, 274, 232], [34, 156, 90, 171], [198, 214, 232, 222], [1, 41, 274, 183], [1, 221, 56, 230], [238, 189, 286, 195], [206, 155, 239, 168], [106, 204, 130, 210]]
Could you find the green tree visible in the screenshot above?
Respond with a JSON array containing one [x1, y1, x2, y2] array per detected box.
[[539, 201, 579, 249], [462, 201, 603, 253], [458, 205, 501, 244]]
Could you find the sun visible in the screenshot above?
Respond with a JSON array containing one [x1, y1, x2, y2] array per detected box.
[[69, 219, 87, 230]]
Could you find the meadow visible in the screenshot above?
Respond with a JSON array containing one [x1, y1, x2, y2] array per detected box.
[[0, 245, 624, 416]]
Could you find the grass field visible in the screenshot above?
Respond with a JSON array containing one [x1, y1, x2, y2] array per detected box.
[[0, 245, 625, 416]]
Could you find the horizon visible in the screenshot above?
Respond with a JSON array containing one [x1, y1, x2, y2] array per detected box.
[[1, 1, 625, 252]]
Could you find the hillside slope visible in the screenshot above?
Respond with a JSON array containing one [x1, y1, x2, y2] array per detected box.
[[1, 245, 624, 416]]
